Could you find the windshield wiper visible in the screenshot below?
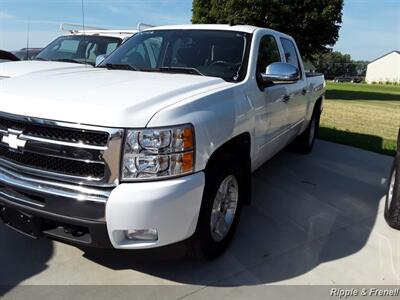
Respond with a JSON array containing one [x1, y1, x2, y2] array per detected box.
[[104, 63, 138, 71], [159, 67, 204, 76], [52, 58, 90, 65], [135, 66, 204, 76], [34, 57, 48, 61], [101, 64, 203, 75]]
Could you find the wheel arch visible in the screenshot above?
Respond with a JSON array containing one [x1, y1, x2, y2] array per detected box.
[[315, 96, 324, 116], [205, 132, 252, 205]]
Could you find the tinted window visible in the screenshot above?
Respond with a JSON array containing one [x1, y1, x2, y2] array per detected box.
[[106, 42, 119, 54], [56, 39, 79, 53], [144, 37, 162, 67], [36, 35, 122, 65], [280, 38, 300, 68], [102, 30, 250, 82], [256, 35, 281, 74]]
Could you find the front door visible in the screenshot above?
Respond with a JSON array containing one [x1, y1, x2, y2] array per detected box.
[[247, 34, 291, 167]]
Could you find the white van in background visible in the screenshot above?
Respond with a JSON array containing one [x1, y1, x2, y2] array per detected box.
[[0, 23, 152, 79]]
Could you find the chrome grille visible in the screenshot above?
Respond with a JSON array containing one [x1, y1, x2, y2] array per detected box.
[[0, 112, 124, 187]]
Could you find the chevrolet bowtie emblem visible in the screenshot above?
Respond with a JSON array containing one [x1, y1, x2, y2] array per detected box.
[[2, 129, 27, 150]]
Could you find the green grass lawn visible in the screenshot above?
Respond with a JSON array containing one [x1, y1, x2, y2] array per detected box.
[[319, 82, 400, 156]]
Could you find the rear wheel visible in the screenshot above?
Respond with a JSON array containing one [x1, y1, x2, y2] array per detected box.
[[385, 158, 400, 229], [190, 156, 244, 260]]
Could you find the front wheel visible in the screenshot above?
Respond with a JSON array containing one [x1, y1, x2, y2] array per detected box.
[[385, 158, 400, 229], [190, 156, 244, 260]]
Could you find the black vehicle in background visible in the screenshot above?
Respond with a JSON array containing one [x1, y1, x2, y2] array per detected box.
[[333, 76, 364, 83], [385, 129, 400, 229], [0, 50, 20, 62], [12, 48, 43, 60]]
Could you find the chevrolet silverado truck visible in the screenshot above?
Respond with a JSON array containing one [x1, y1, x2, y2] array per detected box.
[[0, 23, 150, 79], [0, 24, 325, 259]]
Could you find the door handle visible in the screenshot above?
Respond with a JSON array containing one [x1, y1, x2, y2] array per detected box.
[[301, 88, 307, 95], [283, 95, 291, 103]]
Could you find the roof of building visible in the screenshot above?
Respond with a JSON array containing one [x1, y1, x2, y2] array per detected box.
[[368, 50, 400, 64]]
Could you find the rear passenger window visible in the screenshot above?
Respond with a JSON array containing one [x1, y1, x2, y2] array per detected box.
[[256, 35, 281, 75], [280, 38, 301, 69], [106, 42, 119, 54]]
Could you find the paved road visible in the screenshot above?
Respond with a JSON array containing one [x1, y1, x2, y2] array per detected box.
[[1, 140, 398, 299]]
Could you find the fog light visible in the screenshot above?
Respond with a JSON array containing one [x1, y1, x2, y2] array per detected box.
[[125, 229, 158, 241]]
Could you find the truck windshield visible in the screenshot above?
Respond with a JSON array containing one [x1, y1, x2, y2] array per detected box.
[[101, 30, 250, 82], [36, 35, 121, 66]]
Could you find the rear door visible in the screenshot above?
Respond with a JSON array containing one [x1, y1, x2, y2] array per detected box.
[[279, 38, 308, 132]]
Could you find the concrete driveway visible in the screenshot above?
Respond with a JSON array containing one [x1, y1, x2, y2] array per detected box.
[[0, 140, 398, 299]]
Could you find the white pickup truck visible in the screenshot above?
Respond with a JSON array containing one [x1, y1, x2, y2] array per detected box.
[[0, 23, 143, 79], [0, 24, 325, 259]]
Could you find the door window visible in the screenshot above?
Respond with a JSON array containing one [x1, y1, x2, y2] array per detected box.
[[280, 38, 301, 71], [256, 35, 281, 85]]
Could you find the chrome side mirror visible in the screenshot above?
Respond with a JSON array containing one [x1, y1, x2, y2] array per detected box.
[[261, 62, 300, 84], [95, 54, 106, 67]]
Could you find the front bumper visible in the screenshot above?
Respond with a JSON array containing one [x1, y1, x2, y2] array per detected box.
[[107, 172, 205, 249], [0, 166, 205, 249]]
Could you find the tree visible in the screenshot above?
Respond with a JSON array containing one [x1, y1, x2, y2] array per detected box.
[[354, 60, 369, 76], [313, 51, 369, 78], [192, 0, 343, 59]]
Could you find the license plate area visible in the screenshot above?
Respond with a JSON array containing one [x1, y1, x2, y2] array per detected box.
[[0, 206, 42, 238]]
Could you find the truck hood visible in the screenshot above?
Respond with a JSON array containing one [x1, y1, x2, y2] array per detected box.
[[0, 68, 229, 128], [0, 60, 91, 77]]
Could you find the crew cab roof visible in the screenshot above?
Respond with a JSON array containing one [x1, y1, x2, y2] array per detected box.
[[142, 24, 294, 40], [143, 24, 260, 34]]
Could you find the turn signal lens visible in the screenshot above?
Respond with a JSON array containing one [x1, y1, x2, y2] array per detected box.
[[181, 152, 194, 173]]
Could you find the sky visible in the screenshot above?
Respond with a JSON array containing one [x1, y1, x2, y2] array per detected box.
[[0, 0, 399, 61]]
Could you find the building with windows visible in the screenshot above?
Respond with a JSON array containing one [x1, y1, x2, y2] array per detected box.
[[365, 51, 400, 83]]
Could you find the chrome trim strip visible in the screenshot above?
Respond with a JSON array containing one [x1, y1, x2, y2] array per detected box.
[[20, 134, 108, 151], [0, 166, 110, 203], [0, 111, 119, 137], [0, 190, 44, 208]]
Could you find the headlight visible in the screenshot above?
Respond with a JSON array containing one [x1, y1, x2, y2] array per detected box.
[[122, 124, 195, 180]]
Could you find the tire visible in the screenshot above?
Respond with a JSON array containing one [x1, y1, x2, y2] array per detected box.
[[190, 155, 244, 260], [384, 157, 400, 229], [292, 103, 321, 154]]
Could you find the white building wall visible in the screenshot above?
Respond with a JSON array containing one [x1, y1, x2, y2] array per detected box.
[[365, 52, 400, 83]]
